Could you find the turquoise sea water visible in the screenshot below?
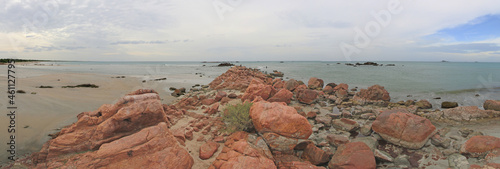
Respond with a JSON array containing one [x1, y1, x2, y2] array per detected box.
[[26, 61, 500, 108]]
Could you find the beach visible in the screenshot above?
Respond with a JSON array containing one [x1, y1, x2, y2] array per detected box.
[[0, 63, 215, 164]]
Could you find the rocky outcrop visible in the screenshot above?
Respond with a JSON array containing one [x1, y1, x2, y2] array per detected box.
[[484, 100, 500, 111], [372, 110, 436, 149], [424, 106, 500, 122], [209, 66, 271, 90], [328, 142, 376, 169], [250, 101, 312, 139], [33, 122, 194, 168], [460, 135, 500, 158], [32, 90, 170, 163]]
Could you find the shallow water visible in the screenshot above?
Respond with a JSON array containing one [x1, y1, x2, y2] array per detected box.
[[12, 61, 500, 107]]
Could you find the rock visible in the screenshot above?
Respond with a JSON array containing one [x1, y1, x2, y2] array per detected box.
[[171, 89, 184, 97], [460, 135, 500, 157], [374, 149, 394, 162], [201, 98, 216, 105], [276, 160, 325, 169], [441, 101, 459, 108], [441, 106, 491, 121], [268, 89, 293, 104], [209, 66, 271, 90], [250, 101, 312, 139], [333, 83, 348, 91], [372, 110, 436, 149], [352, 137, 378, 151], [210, 132, 276, 169], [285, 79, 300, 91], [308, 77, 324, 90], [323, 86, 334, 95], [326, 134, 349, 147], [203, 103, 219, 114], [355, 84, 390, 101], [415, 99, 432, 109], [328, 142, 376, 169], [315, 115, 332, 127], [431, 134, 450, 148], [262, 132, 302, 154], [296, 89, 318, 104], [31, 90, 170, 163], [332, 118, 359, 132], [394, 155, 411, 168], [215, 91, 227, 102], [448, 154, 469, 169], [484, 100, 500, 111], [360, 123, 373, 136], [228, 93, 238, 99], [33, 122, 194, 168], [200, 141, 220, 160], [241, 79, 276, 101], [302, 143, 332, 165], [270, 70, 284, 78]]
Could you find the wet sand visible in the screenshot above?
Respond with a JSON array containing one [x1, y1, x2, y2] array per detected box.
[[0, 65, 213, 164]]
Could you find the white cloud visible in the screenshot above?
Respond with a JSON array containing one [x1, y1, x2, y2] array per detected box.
[[1, 0, 500, 61]]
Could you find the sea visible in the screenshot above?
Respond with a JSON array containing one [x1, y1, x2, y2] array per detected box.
[[22, 61, 500, 109]]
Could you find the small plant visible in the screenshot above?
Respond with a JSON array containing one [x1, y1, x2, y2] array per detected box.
[[222, 102, 254, 134]]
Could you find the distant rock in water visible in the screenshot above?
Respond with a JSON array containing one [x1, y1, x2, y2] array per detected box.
[[216, 62, 234, 67]]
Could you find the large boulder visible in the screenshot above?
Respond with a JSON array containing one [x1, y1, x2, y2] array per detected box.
[[285, 79, 300, 91], [372, 110, 436, 149], [484, 100, 500, 111], [200, 141, 220, 160], [33, 122, 194, 168], [460, 136, 500, 158], [328, 142, 376, 169], [32, 89, 170, 162], [308, 77, 324, 90], [355, 84, 390, 101], [250, 101, 312, 139], [296, 89, 318, 104], [241, 79, 276, 101], [210, 132, 276, 169], [268, 88, 293, 104]]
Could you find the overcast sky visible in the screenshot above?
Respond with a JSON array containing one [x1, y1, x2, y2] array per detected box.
[[1, 0, 500, 62]]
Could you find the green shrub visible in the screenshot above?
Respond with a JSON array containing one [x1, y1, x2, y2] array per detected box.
[[222, 102, 254, 134]]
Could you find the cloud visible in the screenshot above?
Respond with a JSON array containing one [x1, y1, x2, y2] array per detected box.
[[422, 43, 500, 54], [1, 0, 500, 61], [110, 40, 167, 45]]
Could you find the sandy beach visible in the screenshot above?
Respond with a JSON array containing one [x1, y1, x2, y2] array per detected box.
[[0, 64, 215, 164]]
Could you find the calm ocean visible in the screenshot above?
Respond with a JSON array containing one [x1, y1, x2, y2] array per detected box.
[[29, 61, 500, 108]]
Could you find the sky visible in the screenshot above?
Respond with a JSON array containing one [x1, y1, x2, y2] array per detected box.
[[1, 0, 500, 62]]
